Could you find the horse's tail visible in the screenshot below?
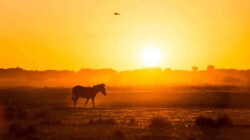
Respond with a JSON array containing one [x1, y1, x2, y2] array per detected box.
[[71, 89, 74, 101]]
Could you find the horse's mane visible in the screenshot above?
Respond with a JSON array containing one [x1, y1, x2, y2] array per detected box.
[[93, 83, 105, 88]]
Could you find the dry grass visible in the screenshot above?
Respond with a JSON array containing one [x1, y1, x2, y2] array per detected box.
[[1, 87, 250, 140], [40, 119, 62, 126], [88, 118, 116, 125], [33, 110, 50, 119]]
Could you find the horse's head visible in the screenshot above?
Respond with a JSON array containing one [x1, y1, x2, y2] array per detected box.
[[94, 84, 107, 96]]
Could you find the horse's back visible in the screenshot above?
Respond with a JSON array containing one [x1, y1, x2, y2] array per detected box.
[[73, 85, 83, 90], [72, 85, 84, 93], [72, 86, 93, 98]]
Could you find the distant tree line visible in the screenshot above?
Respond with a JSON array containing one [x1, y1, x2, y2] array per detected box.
[[0, 66, 250, 88]]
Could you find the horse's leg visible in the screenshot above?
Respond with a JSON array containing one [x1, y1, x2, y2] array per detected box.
[[84, 98, 89, 108], [73, 96, 79, 108], [92, 98, 95, 108]]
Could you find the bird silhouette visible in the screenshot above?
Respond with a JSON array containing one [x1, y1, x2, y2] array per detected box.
[[114, 12, 120, 15]]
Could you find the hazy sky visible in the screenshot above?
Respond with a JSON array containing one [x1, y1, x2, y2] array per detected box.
[[1, 0, 250, 71]]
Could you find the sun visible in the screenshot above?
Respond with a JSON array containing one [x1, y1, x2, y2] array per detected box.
[[140, 46, 162, 67]]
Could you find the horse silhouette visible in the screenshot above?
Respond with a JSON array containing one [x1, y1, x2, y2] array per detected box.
[[71, 84, 106, 108]]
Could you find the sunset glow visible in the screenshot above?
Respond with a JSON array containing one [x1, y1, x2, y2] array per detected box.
[[1, 1, 250, 139], [0, 1, 250, 71], [140, 47, 162, 67]]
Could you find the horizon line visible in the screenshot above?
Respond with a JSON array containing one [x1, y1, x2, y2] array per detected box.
[[1, 66, 250, 72]]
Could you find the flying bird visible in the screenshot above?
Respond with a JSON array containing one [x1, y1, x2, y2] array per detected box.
[[114, 12, 120, 15]]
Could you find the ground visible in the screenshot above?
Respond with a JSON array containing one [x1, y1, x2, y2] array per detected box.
[[0, 87, 250, 140]]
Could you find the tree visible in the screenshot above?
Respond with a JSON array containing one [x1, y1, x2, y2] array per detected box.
[[192, 66, 199, 72], [207, 65, 215, 71]]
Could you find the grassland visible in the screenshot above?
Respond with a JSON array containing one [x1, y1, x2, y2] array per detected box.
[[0, 87, 250, 140]]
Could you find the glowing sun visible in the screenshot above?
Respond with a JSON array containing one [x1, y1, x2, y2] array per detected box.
[[140, 47, 162, 67]]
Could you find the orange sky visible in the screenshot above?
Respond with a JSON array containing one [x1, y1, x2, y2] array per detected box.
[[0, 0, 250, 71]]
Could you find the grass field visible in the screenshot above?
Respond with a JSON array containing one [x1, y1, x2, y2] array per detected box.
[[1, 87, 250, 140]]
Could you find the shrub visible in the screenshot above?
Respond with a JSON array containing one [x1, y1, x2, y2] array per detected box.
[[8, 122, 37, 137], [149, 117, 171, 129], [216, 115, 232, 127], [4, 106, 29, 120], [195, 116, 217, 128], [195, 115, 232, 128]]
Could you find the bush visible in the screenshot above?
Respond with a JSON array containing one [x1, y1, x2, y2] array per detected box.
[[4, 106, 29, 120], [8, 122, 37, 137], [195, 115, 232, 128], [216, 115, 232, 127], [149, 117, 171, 129], [195, 116, 217, 128]]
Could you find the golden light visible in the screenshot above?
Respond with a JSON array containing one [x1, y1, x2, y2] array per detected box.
[[140, 46, 162, 67]]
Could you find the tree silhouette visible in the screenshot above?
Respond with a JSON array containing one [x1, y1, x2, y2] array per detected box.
[[192, 66, 199, 72], [207, 65, 215, 71]]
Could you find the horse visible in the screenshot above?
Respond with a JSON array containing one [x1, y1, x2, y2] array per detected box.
[[71, 84, 106, 108]]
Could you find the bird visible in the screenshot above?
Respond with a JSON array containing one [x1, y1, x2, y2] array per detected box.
[[114, 12, 120, 15]]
